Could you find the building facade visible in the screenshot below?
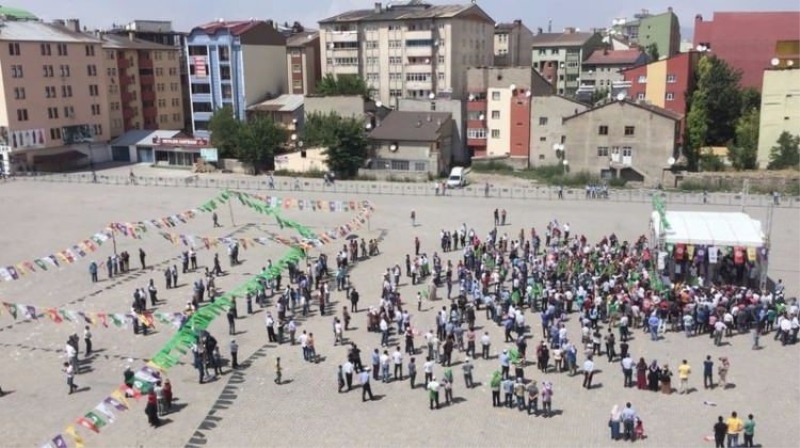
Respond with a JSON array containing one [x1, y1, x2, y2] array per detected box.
[[366, 110, 453, 176], [397, 97, 464, 162], [610, 8, 681, 58], [318, 2, 495, 106], [562, 99, 681, 185], [693, 11, 800, 90], [286, 30, 321, 95], [531, 29, 604, 96], [577, 49, 648, 102], [104, 20, 191, 132], [620, 51, 701, 144], [100, 34, 184, 138], [0, 17, 110, 172], [465, 66, 553, 159], [186, 20, 287, 137], [529, 94, 588, 165], [757, 68, 800, 167], [493, 20, 533, 67]]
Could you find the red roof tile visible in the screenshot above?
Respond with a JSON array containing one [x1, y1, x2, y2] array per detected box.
[[195, 20, 263, 36], [584, 49, 645, 65]]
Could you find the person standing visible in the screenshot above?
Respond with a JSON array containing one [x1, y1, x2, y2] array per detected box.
[[541, 382, 553, 417], [343, 360, 354, 391], [229, 339, 239, 369], [526, 380, 539, 416], [337, 365, 346, 393], [83, 326, 92, 357], [583, 356, 595, 389], [227, 309, 236, 336], [621, 402, 637, 441], [89, 261, 98, 283], [743, 414, 756, 447], [713, 416, 728, 448], [462, 357, 474, 388], [678, 359, 692, 394], [212, 212, 221, 227], [621, 353, 633, 388], [718, 357, 730, 389], [704, 355, 714, 389], [139, 248, 147, 270], [392, 347, 403, 380], [407, 357, 417, 389], [360, 368, 374, 401], [427, 376, 440, 410], [726, 411, 744, 447], [274, 357, 283, 385], [63, 362, 77, 394]]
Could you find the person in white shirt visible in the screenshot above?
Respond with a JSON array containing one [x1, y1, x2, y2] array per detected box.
[[423, 358, 435, 384], [392, 348, 404, 380], [621, 354, 634, 387], [583, 356, 595, 389]]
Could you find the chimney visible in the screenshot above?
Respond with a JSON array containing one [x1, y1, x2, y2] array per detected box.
[[564, 27, 576, 34], [537, 27, 543, 35], [547, 18, 552, 33], [128, 31, 135, 41], [667, 6, 673, 13], [65, 19, 80, 33], [374, 2, 382, 13], [513, 19, 521, 26]]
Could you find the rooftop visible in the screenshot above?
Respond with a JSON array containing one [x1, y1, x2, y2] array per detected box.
[[584, 49, 645, 65], [531, 31, 597, 47], [110, 129, 182, 147], [369, 111, 452, 142], [563, 98, 683, 122], [100, 33, 178, 50], [0, 5, 37, 20], [319, 2, 491, 24], [0, 19, 101, 43], [286, 30, 319, 47], [247, 94, 304, 112], [494, 21, 524, 33], [193, 19, 268, 36]]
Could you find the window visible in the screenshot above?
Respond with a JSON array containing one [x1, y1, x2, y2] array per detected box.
[[624, 126, 635, 136], [334, 57, 358, 66], [61, 85, 73, 97], [87, 64, 97, 76], [89, 84, 99, 96], [45, 86, 56, 98], [85, 45, 95, 57], [47, 107, 59, 119], [11, 65, 23, 78], [666, 74, 676, 83], [636, 93, 645, 100], [598, 125, 608, 136], [91, 104, 102, 115], [637, 75, 646, 84], [405, 73, 431, 82], [41, 43, 52, 56], [538, 117, 548, 126], [57, 43, 68, 56], [665, 92, 675, 101], [388, 56, 402, 65], [622, 146, 632, 157], [220, 66, 231, 80], [92, 124, 103, 136], [437, 72, 445, 81], [467, 128, 487, 139], [171, 83, 178, 92], [389, 72, 401, 81], [491, 91, 500, 100], [16, 109, 29, 121], [60, 65, 71, 77], [219, 46, 230, 62], [389, 89, 402, 97], [539, 136, 546, 142], [221, 84, 232, 99], [292, 64, 301, 73], [366, 72, 379, 81], [390, 160, 409, 171], [13, 87, 25, 100], [438, 55, 445, 64], [491, 110, 500, 119], [8, 42, 20, 56], [414, 162, 426, 172], [193, 102, 213, 112], [365, 40, 378, 49], [597, 146, 609, 157], [388, 40, 402, 48], [491, 129, 500, 139], [293, 80, 303, 90], [366, 57, 378, 65], [50, 128, 62, 140], [155, 67, 164, 76]]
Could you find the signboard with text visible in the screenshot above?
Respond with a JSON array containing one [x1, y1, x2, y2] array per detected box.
[[153, 137, 209, 147]]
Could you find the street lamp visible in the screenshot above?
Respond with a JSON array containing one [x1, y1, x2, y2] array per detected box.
[[553, 143, 567, 172]]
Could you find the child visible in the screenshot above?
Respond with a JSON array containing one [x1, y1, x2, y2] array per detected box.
[[634, 417, 646, 440]]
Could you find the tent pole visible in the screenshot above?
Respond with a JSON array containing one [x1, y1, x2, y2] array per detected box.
[[759, 202, 774, 292]]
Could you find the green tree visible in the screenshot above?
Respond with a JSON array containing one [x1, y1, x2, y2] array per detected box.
[[727, 107, 760, 170], [207, 106, 240, 159], [591, 87, 610, 104], [303, 111, 340, 148], [739, 87, 761, 114], [767, 131, 800, 170], [645, 43, 659, 61], [316, 73, 370, 97], [235, 118, 288, 174], [322, 115, 368, 178], [685, 56, 743, 170]]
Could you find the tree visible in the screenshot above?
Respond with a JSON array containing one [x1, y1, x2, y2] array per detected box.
[[739, 87, 761, 114], [235, 118, 287, 174], [303, 111, 340, 148], [685, 56, 743, 170], [727, 107, 760, 170], [316, 73, 370, 97], [767, 131, 800, 170], [207, 106, 240, 159], [591, 87, 610, 104], [645, 43, 659, 61]]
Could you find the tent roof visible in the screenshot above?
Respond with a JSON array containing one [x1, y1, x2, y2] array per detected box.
[[653, 211, 764, 247]]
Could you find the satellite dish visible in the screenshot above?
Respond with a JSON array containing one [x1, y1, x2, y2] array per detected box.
[[468, 94, 475, 101], [771, 58, 780, 66], [525, 91, 532, 98], [788, 60, 795, 66], [424, 58, 430, 64], [428, 92, 436, 100], [389, 143, 398, 152], [479, 114, 485, 120], [375, 101, 383, 108], [616, 92, 626, 101], [509, 84, 516, 91], [668, 157, 676, 166]]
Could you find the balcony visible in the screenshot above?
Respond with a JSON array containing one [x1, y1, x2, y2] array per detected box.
[[326, 30, 359, 43], [121, 91, 135, 103], [405, 63, 433, 73], [122, 107, 135, 119], [404, 45, 433, 57], [404, 79, 432, 90], [405, 30, 433, 41], [466, 119, 487, 129], [142, 106, 157, 120], [466, 99, 487, 112], [139, 74, 155, 86], [138, 57, 153, 69], [141, 90, 155, 102], [467, 137, 487, 147], [117, 58, 130, 69]]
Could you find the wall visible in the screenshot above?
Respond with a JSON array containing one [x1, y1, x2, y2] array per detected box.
[[529, 95, 587, 165], [304, 95, 364, 118], [274, 147, 329, 172], [508, 90, 531, 158], [397, 98, 465, 163], [104, 49, 124, 138], [644, 59, 667, 107], [563, 101, 677, 185], [486, 87, 511, 156], [153, 49, 184, 131], [757, 68, 800, 167], [241, 44, 287, 106]]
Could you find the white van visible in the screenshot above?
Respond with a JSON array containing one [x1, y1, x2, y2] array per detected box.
[[447, 166, 467, 188]]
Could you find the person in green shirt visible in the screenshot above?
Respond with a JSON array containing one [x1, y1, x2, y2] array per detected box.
[[490, 371, 502, 407], [743, 414, 755, 447]]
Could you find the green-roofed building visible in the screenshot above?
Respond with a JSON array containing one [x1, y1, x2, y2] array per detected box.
[[0, 5, 38, 20]]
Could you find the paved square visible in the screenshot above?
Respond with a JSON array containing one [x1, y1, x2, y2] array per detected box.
[[0, 173, 797, 448]]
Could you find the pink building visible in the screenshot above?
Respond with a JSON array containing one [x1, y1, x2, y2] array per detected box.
[[0, 16, 109, 173]]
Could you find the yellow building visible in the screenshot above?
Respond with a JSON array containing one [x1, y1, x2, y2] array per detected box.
[[100, 33, 184, 139], [757, 67, 800, 167]]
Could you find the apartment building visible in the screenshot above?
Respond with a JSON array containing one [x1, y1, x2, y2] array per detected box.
[[318, 1, 495, 106], [531, 29, 604, 96], [100, 33, 184, 139], [104, 20, 191, 132], [286, 30, 321, 95], [610, 8, 681, 59], [0, 16, 109, 172], [186, 19, 287, 137], [577, 49, 648, 103], [694, 12, 800, 90], [757, 66, 800, 167], [493, 20, 533, 67]]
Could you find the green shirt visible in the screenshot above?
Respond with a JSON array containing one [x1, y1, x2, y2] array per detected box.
[[744, 420, 755, 435]]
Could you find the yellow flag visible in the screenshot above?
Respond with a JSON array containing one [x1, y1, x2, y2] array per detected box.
[[110, 388, 130, 408], [746, 247, 757, 261], [64, 425, 85, 448]]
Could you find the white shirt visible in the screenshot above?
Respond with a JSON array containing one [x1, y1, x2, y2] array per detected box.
[[621, 357, 633, 369], [299, 333, 308, 348], [392, 351, 403, 365], [343, 362, 354, 374], [480, 334, 491, 346], [379, 353, 390, 366], [65, 344, 76, 358], [584, 359, 594, 373], [423, 360, 434, 373]]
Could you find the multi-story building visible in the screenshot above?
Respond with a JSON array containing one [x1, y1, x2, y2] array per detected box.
[[493, 20, 533, 67], [620, 51, 702, 144], [186, 19, 287, 137], [100, 33, 184, 138], [562, 99, 681, 185], [286, 30, 321, 95], [577, 49, 648, 103], [0, 16, 110, 172], [531, 29, 604, 96], [529, 94, 588, 165], [610, 8, 681, 59], [318, 1, 495, 106], [104, 20, 191, 132], [757, 65, 800, 167], [464, 66, 552, 161], [693, 11, 800, 90]]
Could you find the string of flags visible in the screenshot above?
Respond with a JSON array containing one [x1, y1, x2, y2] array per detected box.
[[40, 193, 374, 447], [0, 190, 233, 282], [0, 301, 186, 329]]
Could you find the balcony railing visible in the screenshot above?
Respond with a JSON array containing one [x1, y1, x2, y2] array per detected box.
[[141, 90, 155, 102], [117, 58, 130, 69]]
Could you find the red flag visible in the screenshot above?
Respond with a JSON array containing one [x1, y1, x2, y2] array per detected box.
[[76, 417, 99, 433], [47, 308, 63, 323]]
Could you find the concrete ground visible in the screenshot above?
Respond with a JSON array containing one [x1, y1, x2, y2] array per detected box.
[[0, 178, 797, 448]]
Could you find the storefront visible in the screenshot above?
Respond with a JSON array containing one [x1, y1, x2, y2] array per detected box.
[[151, 136, 217, 168]]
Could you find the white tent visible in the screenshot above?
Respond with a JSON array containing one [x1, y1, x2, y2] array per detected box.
[[651, 211, 765, 247]]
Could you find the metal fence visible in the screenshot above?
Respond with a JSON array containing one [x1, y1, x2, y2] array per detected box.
[[8, 172, 800, 209]]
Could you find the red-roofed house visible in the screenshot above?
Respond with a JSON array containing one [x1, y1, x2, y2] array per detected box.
[[186, 19, 287, 137], [693, 11, 800, 90], [578, 49, 649, 101]]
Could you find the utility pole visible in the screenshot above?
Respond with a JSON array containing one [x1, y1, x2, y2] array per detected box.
[[759, 202, 774, 292], [741, 179, 750, 212], [228, 195, 236, 227], [110, 224, 118, 255]]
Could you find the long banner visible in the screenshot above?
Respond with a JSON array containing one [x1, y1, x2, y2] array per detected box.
[[0, 302, 184, 329]]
